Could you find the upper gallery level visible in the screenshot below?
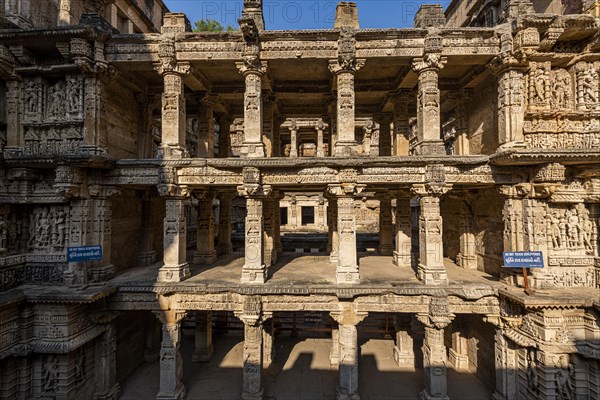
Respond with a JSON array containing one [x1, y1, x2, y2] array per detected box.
[[0, 0, 168, 32], [0, 0, 598, 165]]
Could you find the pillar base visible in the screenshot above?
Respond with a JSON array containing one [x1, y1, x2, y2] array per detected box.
[[157, 144, 189, 159], [242, 389, 263, 400], [448, 349, 469, 370], [241, 142, 266, 158], [413, 140, 445, 156], [393, 346, 415, 367], [417, 264, 448, 285], [334, 141, 359, 157], [337, 389, 360, 400], [157, 263, 190, 283], [94, 383, 122, 400], [157, 385, 186, 400], [419, 389, 449, 400], [336, 267, 360, 284], [456, 254, 477, 269], [139, 251, 158, 266], [192, 344, 214, 363], [193, 251, 217, 265], [379, 244, 394, 256], [392, 251, 411, 267], [241, 266, 267, 284]]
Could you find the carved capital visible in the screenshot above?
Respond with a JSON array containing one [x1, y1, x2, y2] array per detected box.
[[330, 303, 368, 325], [157, 184, 191, 199], [236, 60, 267, 77], [411, 183, 452, 197], [411, 53, 447, 74], [237, 184, 272, 198], [152, 309, 187, 325], [327, 183, 365, 197]]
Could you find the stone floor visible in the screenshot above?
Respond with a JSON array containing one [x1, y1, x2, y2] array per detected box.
[[112, 252, 501, 289], [120, 333, 493, 400]]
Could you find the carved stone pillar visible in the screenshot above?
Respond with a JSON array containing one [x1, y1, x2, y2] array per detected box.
[[330, 327, 340, 365], [392, 90, 410, 156], [89, 186, 119, 282], [448, 324, 469, 370], [456, 200, 477, 269], [393, 314, 415, 367], [316, 118, 325, 157], [197, 94, 215, 158], [217, 115, 232, 158], [236, 60, 267, 158], [262, 195, 275, 268], [454, 89, 471, 155], [238, 168, 271, 284], [262, 316, 275, 369], [377, 113, 392, 156], [411, 54, 446, 156], [412, 183, 451, 285], [327, 194, 339, 264], [378, 194, 394, 256], [288, 119, 298, 158], [92, 314, 121, 400], [393, 195, 412, 267], [217, 192, 234, 256], [193, 191, 216, 265], [192, 311, 214, 362], [138, 193, 158, 266], [492, 328, 517, 400], [329, 27, 365, 157], [418, 299, 453, 400], [158, 181, 191, 283], [5, 79, 22, 149], [330, 308, 368, 400], [155, 41, 190, 159], [489, 56, 526, 148], [262, 92, 275, 157], [154, 310, 187, 400], [236, 297, 265, 400], [328, 183, 365, 284]]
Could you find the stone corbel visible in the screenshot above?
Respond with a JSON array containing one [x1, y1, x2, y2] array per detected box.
[[411, 53, 447, 73], [235, 295, 263, 326], [158, 184, 191, 199], [411, 183, 452, 197], [236, 60, 268, 77], [237, 183, 272, 198], [330, 304, 368, 326], [87, 184, 121, 199], [327, 183, 365, 197], [152, 309, 188, 325], [497, 183, 531, 199], [539, 26, 564, 52], [328, 58, 365, 76]]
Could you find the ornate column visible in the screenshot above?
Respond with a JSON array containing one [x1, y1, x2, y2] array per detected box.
[[330, 306, 368, 400], [262, 195, 275, 268], [411, 53, 446, 156], [378, 193, 393, 256], [316, 118, 325, 157], [488, 52, 527, 148], [330, 326, 340, 365], [377, 113, 392, 156], [391, 90, 410, 156], [192, 311, 214, 362], [393, 193, 412, 267], [236, 296, 265, 400], [412, 180, 452, 285], [490, 320, 518, 400], [454, 89, 471, 155], [417, 297, 454, 400], [327, 193, 339, 264], [88, 185, 120, 282], [155, 39, 190, 159], [328, 181, 365, 284], [329, 27, 365, 157], [193, 190, 216, 265], [154, 310, 187, 400], [238, 168, 271, 284], [262, 92, 275, 157], [158, 170, 191, 282], [393, 314, 415, 367], [91, 313, 121, 400], [237, 17, 267, 158], [217, 115, 232, 158], [448, 322, 469, 370], [217, 191, 234, 256], [262, 316, 275, 368], [288, 119, 298, 158], [197, 93, 216, 158], [456, 198, 477, 269]]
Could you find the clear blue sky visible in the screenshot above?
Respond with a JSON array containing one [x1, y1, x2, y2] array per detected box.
[[163, 0, 451, 30]]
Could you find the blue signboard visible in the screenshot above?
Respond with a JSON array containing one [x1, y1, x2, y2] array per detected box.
[[503, 251, 544, 268], [67, 245, 103, 262]]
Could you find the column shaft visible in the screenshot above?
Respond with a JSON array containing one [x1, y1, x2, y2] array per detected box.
[[158, 198, 190, 282], [197, 98, 215, 158], [192, 311, 214, 362], [217, 193, 234, 256], [337, 324, 359, 400], [421, 326, 449, 400], [393, 314, 415, 367], [328, 198, 339, 264], [194, 195, 216, 264], [289, 127, 298, 157], [242, 322, 264, 400], [418, 195, 448, 285], [262, 197, 275, 268], [337, 196, 359, 284], [160, 72, 188, 158], [242, 197, 266, 284], [139, 195, 158, 265], [379, 197, 393, 255], [240, 71, 266, 157], [334, 72, 358, 156], [157, 319, 186, 400], [393, 197, 412, 267]]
